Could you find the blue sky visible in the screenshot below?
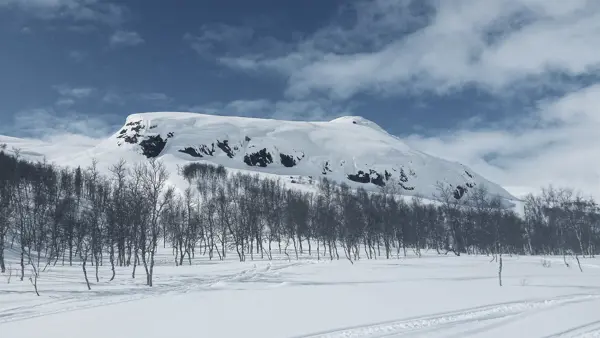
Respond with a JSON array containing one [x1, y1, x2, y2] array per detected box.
[[1, 0, 600, 194]]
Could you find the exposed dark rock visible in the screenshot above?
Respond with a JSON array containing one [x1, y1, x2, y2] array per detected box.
[[466, 182, 475, 188], [280, 153, 297, 167], [124, 136, 136, 144], [149, 124, 158, 129], [199, 144, 215, 156], [464, 170, 473, 178], [347, 169, 387, 187], [179, 147, 203, 158], [244, 148, 273, 167], [399, 182, 415, 191], [179, 143, 217, 158], [116, 121, 146, 146], [369, 170, 385, 187], [385, 170, 392, 181], [453, 185, 467, 200], [322, 161, 333, 175], [399, 168, 409, 182], [139, 135, 167, 158], [167, 132, 174, 138], [245, 136, 251, 142], [127, 135, 139, 144], [347, 170, 371, 184], [217, 140, 235, 158]]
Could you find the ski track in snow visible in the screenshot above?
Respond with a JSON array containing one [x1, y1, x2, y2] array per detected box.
[[298, 294, 600, 338], [545, 320, 600, 338], [2, 253, 600, 337], [0, 259, 309, 325]]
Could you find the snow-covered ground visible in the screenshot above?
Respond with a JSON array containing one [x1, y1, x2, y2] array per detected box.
[[1, 245, 599, 338]]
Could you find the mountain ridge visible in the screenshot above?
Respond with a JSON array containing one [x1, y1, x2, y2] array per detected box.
[[1, 112, 516, 202]]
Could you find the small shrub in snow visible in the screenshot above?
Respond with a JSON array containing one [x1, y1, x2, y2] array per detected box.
[[4, 265, 12, 284], [541, 259, 552, 268]]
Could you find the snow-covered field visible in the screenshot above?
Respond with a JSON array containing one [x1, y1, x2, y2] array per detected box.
[[1, 245, 599, 338]]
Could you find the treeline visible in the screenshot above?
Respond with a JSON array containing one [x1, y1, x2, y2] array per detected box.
[[0, 149, 598, 292]]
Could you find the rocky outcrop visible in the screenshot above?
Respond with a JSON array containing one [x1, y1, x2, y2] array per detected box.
[[322, 161, 333, 175], [179, 147, 203, 158], [347, 170, 371, 184], [244, 148, 273, 167], [217, 140, 235, 158], [454, 185, 467, 200], [280, 153, 297, 167], [347, 169, 389, 187], [178, 143, 216, 158], [140, 135, 167, 158], [117, 120, 145, 145]]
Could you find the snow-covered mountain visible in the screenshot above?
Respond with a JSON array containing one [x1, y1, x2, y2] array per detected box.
[[1, 112, 515, 202]]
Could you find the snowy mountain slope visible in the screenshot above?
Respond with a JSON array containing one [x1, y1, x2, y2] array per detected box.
[[12, 111, 512, 202], [0, 135, 95, 162]]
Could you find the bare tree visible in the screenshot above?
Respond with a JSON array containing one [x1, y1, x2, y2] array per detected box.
[[137, 159, 173, 287]]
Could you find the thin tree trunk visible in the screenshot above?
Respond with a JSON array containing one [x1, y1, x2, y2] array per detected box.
[[82, 258, 91, 290]]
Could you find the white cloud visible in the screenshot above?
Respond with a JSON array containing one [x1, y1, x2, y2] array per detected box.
[[218, 0, 600, 100], [406, 84, 600, 198], [136, 92, 170, 102], [101, 91, 124, 105], [184, 24, 254, 57], [55, 98, 75, 107], [184, 23, 294, 64], [110, 30, 144, 47], [182, 98, 352, 121], [53, 84, 95, 98], [203, 0, 600, 197], [4, 107, 116, 140], [67, 50, 86, 62], [0, 0, 127, 26]]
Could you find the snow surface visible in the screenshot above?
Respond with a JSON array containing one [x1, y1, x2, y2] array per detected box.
[[1, 113, 593, 337], [0, 112, 516, 203], [1, 244, 599, 338]]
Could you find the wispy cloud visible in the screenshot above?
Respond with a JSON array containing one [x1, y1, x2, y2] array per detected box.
[[216, 0, 600, 101], [136, 92, 170, 102], [184, 24, 254, 58], [0, 0, 127, 26], [55, 98, 76, 107], [53, 84, 95, 98], [3, 107, 117, 140], [406, 83, 600, 197], [100, 90, 171, 107], [67, 50, 86, 62], [187, 0, 600, 197], [109, 30, 144, 47], [181, 98, 352, 121], [184, 23, 292, 62]]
